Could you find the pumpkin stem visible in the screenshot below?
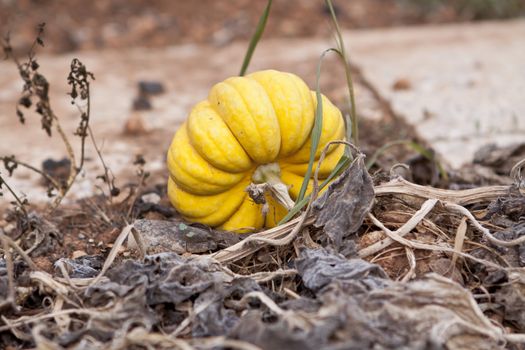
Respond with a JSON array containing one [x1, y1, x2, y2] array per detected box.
[[251, 163, 295, 210]]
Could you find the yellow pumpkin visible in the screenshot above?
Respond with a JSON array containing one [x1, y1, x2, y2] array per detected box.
[[167, 70, 345, 233]]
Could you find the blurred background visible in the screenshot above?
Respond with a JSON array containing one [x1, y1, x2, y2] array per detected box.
[[2, 0, 525, 53], [1, 0, 524, 205]]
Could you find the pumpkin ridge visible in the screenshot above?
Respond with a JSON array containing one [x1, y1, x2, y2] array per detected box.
[[245, 74, 285, 156], [182, 191, 248, 226], [247, 73, 308, 158], [192, 193, 247, 226], [191, 119, 246, 173], [248, 70, 315, 158], [285, 72, 314, 153], [208, 82, 263, 163], [224, 79, 280, 163], [219, 195, 264, 232], [168, 158, 225, 195], [168, 177, 248, 226], [167, 141, 243, 192], [187, 101, 252, 173]]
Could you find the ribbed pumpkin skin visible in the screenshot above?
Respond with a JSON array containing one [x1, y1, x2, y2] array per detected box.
[[167, 70, 345, 233]]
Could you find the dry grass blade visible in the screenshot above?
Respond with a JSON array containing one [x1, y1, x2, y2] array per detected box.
[[240, 291, 312, 331], [367, 213, 503, 269], [504, 333, 525, 344], [32, 324, 63, 350], [359, 198, 438, 258], [213, 176, 512, 265], [1, 316, 32, 342], [113, 327, 196, 350], [510, 157, 525, 190], [54, 259, 83, 290], [89, 224, 134, 286], [242, 212, 308, 246], [0, 173, 29, 216], [0, 308, 99, 333], [451, 216, 468, 267], [283, 287, 301, 299], [210, 215, 314, 263], [370, 246, 405, 264], [218, 265, 297, 283], [400, 247, 416, 283], [0, 233, 16, 311], [29, 271, 81, 308], [171, 297, 217, 337], [445, 202, 525, 247], [247, 268, 297, 282], [54, 276, 107, 287], [30, 271, 70, 296], [240, 291, 286, 316], [0, 232, 38, 271], [51, 297, 69, 333], [375, 177, 509, 205], [190, 337, 263, 350], [130, 226, 146, 259]]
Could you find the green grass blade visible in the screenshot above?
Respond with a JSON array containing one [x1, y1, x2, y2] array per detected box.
[[295, 49, 337, 203], [320, 154, 352, 185], [408, 142, 449, 181], [285, 47, 354, 223], [278, 154, 352, 225], [366, 140, 411, 170], [280, 0, 362, 223], [365, 139, 449, 181], [326, 0, 359, 148], [279, 196, 310, 224], [239, 0, 273, 76]]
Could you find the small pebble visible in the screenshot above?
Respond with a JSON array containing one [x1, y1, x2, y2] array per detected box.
[[88, 238, 94, 243], [123, 113, 148, 135], [132, 95, 152, 111], [141, 192, 161, 204], [391, 77, 412, 91], [78, 233, 86, 240], [97, 241, 103, 247], [72, 250, 87, 259], [123, 251, 131, 257], [138, 81, 165, 95], [3, 223, 15, 234]]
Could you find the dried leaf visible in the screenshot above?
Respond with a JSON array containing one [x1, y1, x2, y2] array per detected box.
[[234, 249, 505, 350], [295, 248, 389, 293], [494, 270, 525, 331], [313, 153, 374, 248]]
